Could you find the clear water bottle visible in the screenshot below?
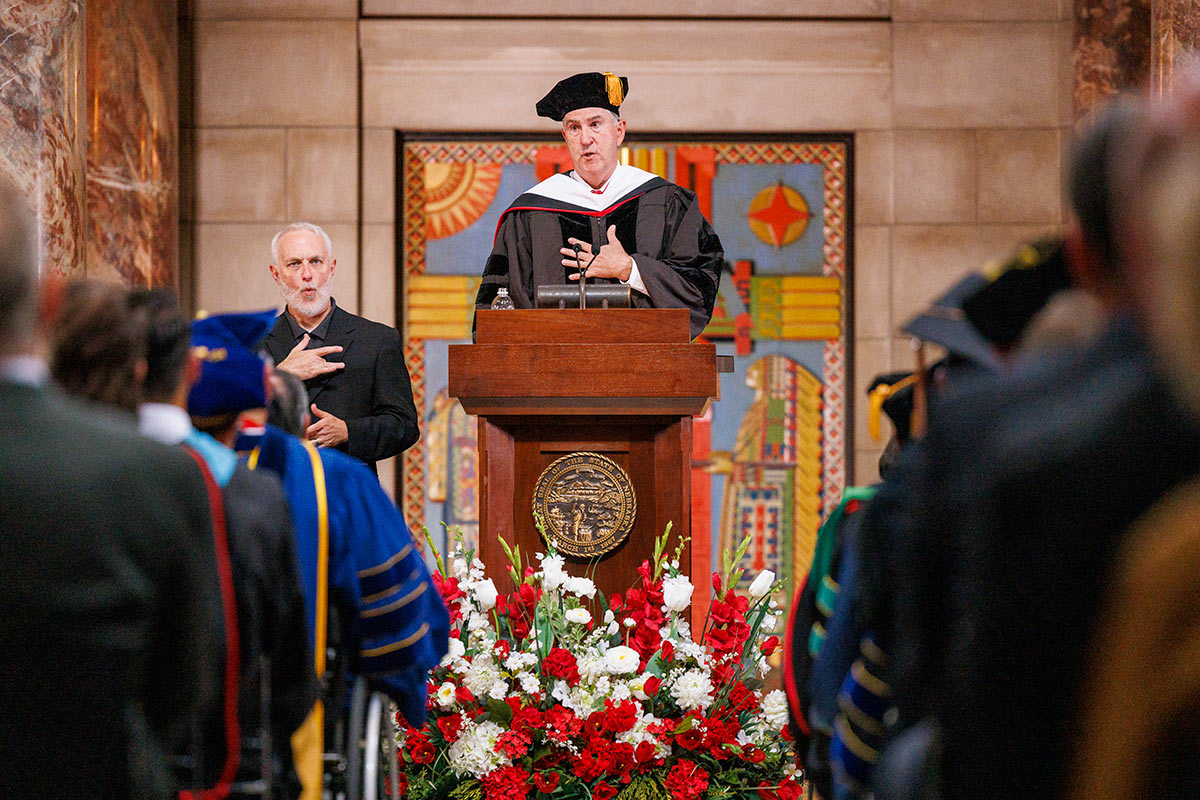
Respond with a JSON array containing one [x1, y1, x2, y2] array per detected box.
[[490, 287, 515, 310]]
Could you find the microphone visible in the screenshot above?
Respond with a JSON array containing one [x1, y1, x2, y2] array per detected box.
[[589, 217, 608, 254]]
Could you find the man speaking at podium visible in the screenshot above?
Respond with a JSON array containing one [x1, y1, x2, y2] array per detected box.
[[474, 71, 725, 339]]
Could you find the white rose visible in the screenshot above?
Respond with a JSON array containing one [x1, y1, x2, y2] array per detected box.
[[474, 578, 499, 610], [565, 607, 592, 624], [564, 575, 597, 599], [541, 554, 567, 591], [604, 645, 641, 674], [661, 575, 694, 612], [748, 570, 776, 599], [435, 681, 457, 708]]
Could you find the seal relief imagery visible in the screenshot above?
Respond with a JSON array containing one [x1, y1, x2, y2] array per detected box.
[[532, 452, 637, 559]]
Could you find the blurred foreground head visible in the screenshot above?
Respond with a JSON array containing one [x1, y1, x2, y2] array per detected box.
[[50, 280, 147, 413], [1124, 66, 1200, 416], [0, 176, 38, 354]]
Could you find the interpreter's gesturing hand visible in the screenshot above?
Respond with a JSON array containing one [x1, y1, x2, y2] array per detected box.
[[560, 225, 634, 281], [276, 333, 344, 380], [307, 403, 348, 448]]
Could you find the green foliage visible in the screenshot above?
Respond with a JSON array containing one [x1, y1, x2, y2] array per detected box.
[[615, 775, 668, 800], [448, 779, 483, 800]]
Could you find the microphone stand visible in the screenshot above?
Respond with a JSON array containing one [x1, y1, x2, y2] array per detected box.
[[573, 243, 601, 310]]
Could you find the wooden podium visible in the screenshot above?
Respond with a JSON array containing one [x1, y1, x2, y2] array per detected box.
[[448, 308, 721, 599]]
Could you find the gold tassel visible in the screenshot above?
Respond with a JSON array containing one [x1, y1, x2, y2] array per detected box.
[[603, 71, 624, 107], [866, 373, 918, 442]]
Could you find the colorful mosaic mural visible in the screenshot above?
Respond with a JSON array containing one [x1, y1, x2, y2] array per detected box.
[[398, 136, 852, 611]]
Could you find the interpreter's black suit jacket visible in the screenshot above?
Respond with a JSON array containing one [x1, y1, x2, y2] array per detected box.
[[0, 380, 223, 799], [262, 305, 420, 472]]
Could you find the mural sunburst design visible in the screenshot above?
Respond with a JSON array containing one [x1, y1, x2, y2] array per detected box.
[[424, 162, 502, 240]]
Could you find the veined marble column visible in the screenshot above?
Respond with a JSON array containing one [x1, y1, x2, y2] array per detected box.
[[0, 1, 86, 277], [1074, 0, 1153, 121], [1153, 0, 1200, 93], [85, 0, 178, 288]]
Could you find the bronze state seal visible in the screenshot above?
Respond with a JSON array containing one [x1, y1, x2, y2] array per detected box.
[[532, 452, 637, 559]]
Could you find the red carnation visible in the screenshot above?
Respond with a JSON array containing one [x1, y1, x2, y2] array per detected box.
[[594, 783, 618, 800], [603, 699, 639, 733], [543, 647, 581, 685], [481, 765, 531, 800], [664, 759, 710, 800], [532, 771, 560, 794]]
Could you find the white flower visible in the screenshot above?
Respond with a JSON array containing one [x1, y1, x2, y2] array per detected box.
[[474, 578, 499, 610], [488, 678, 509, 700], [452, 557, 469, 580], [607, 621, 619, 636], [610, 681, 632, 702], [630, 675, 650, 700], [565, 607, 592, 624], [748, 569, 776, 599], [541, 553, 567, 591], [564, 575, 597, 598], [467, 612, 489, 632], [504, 651, 538, 672], [462, 654, 500, 697], [518, 672, 541, 694], [671, 668, 715, 711], [603, 610, 615, 624], [435, 681, 457, 709], [662, 575, 694, 612], [604, 645, 641, 675], [448, 720, 509, 778], [551, 680, 571, 704], [440, 636, 465, 666], [761, 689, 789, 730]]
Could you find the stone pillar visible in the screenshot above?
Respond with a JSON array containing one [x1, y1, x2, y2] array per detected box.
[[85, 0, 179, 288], [1073, 0, 1153, 121], [1153, 0, 1200, 93], [0, 1, 87, 277]]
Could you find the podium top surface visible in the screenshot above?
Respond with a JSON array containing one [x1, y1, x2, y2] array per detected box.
[[475, 308, 690, 344]]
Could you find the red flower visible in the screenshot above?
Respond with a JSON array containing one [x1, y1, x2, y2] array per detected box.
[[532, 772, 559, 794], [436, 713, 462, 742], [676, 727, 703, 750], [712, 573, 722, 593], [542, 647, 581, 686], [572, 749, 605, 782], [728, 682, 758, 714], [742, 744, 766, 763], [544, 705, 582, 742], [756, 782, 779, 800], [407, 730, 435, 764], [386, 772, 408, 796], [660, 642, 675, 662], [664, 759, 710, 800], [777, 778, 803, 800], [760, 635, 780, 656], [497, 728, 532, 759], [493, 639, 512, 660], [643, 676, 662, 696], [594, 783, 618, 800], [455, 685, 475, 705], [481, 765, 531, 800], [603, 699, 639, 733], [634, 740, 658, 764]]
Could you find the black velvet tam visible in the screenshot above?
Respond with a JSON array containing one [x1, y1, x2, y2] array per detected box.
[[536, 72, 629, 121]]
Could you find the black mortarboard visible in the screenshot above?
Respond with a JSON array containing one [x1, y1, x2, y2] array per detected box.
[[536, 72, 629, 121], [867, 371, 918, 443], [900, 272, 1002, 371], [961, 237, 1071, 350]]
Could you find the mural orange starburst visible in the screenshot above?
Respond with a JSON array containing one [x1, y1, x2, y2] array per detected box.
[[747, 183, 810, 248], [424, 162, 503, 240]]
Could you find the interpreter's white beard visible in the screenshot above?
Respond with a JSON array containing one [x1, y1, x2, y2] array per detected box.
[[280, 274, 333, 319]]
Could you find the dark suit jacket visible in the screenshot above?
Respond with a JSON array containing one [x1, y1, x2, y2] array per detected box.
[[0, 380, 224, 799], [262, 305, 419, 472]]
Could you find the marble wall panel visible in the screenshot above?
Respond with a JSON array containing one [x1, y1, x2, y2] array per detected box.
[[194, 0, 356, 17], [894, 22, 1064, 128], [0, 1, 86, 277], [194, 19, 357, 126], [361, 222, 396, 327], [891, 223, 1050, 326], [894, 0, 1068, 21], [360, 19, 893, 132], [977, 128, 1063, 224], [286, 128, 358, 223], [893, 129, 977, 223], [1073, 0, 1151, 120], [86, 0, 178, 288], [1152, 0, 1200, 93], [362, 0, 890, 17], [856, 130, 894, 225], [194, 128, 286, 221], [362, 128, 395, 225], [854, 225, 893, 339]]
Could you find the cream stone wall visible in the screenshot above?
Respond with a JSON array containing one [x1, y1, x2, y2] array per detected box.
[[184, 0, 1073, 488]]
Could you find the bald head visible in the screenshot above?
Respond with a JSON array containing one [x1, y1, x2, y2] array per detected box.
[[0, 176, 38, 354]]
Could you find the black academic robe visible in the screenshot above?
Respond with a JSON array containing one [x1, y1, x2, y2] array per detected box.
[[475, 174, 724, 339]]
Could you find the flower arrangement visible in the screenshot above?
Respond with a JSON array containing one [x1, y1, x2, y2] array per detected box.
[[395, 525, 803, 800]]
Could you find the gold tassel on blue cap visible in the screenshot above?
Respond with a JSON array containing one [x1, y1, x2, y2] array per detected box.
[[603, 71, 624, 107]]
